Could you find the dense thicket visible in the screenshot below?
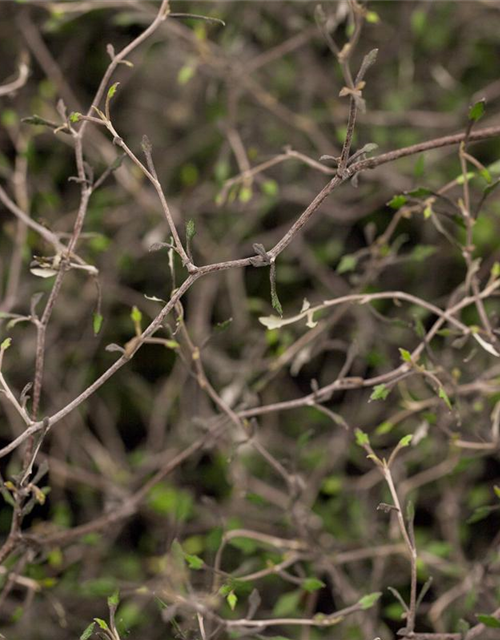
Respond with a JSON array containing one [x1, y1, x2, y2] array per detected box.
[[0, 2, 500, 639]]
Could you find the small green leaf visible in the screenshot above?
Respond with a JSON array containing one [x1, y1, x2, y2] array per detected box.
[[388, 194, 407, 210], [438, 386, 452, 410], [406, 500, 415, 522], [411, 245, 437, 262], [1, 109, 18, 127], [239, 185, 253, 203], [261, 179, 279, 197], [108, 590, 120, 607], [271, 289, 283, 317], [215, 318, 233, 333], [302, 578, 325, 593], [476, 614, 500, 628], [165, 340, 180, 350], [178, 64, 195, 85], [22, 114, 56, 128], [355, 428, 370, 446], [411, 8, 426, 35], [214, 160, 230, 183], [70, 112, 81, 123], [370, 384, 390, 401], [94, 618, 109, 630], [228, 536, 258, 554], [107, 82, 120, 100], [494, 485, 500, 499], [399, 348, 412, 363], [186, 219, 196, 240], [423, 203, 433, 219], [491, 262, 500, 278], [337, 254, 357, 274], [273, 590, 301, 617], [406, 187, 433, 198], [80, 622, 96, 640], [480, 168, 492, 184], [365, 10, 379, 23], [375, 421, 394, 435], [131, 306, 142, 325], [93, 313, 103, 335], [185, 554, 204, 570], [466, 505, 500, 524], [1, 337, 11, 350], [399, 435, 413, 447], [227, 590, 237, 611], [358, 592, 382, 610], [468, 99, 485, 123]]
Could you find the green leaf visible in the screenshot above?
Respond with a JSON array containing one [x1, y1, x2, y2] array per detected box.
[[411, 8, 426, 35], [411, 245, 437, 262], [94, 618, 109, 630], [302, 578, 325, 593], [321, 475, 342, 495], [466, 505, 500, 524], [376, 421, 394, 435], [107, 82, 120, 100], [165, 340, 180, 350], [228, 536, 257, 554], [365, 10, 379, 23], [215, 318, 233, 333], [399, 348, 412, 363], [22, 114, 57, 128], [93, 313, 103, 335], [480, 168, 492, 184], [261, 179, 279, 197], [131, 306, 142, 325], [227, 590, 237, 611], [423, 203, 433, 218], [468, 99, 485, 123], [214, 160, 230, 183], [1, 337, 11, 350], [476, 614, 500, 628], [273, 590, 301, 617], [388, 194, 407, 210], [494, 485, 500, 499], [438, 386, 452, 410], [1, 109, 18, 127], [399, 435, 413, 447], [406, 187, 432, 198], [370, 384, 390, 401], [337, 254, 357, 274], [358, 592, 382, 610], [80, 622, 95, 640], [414, 316, 426, 339], [147, 483, 193, 521], [108, 590, 120, 607], [178, 64, 195, 85], [70, 112, 81, 123], [406, 500, 415, 523], [271, 289, 283, 317], [239, 185, 253, 203], [355, 428, 370, 446], [185, 553, 204, 570], [186, 219, 196, 240]]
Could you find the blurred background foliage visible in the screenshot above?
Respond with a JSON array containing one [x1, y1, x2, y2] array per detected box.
[[0, 1, 500, 639]]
